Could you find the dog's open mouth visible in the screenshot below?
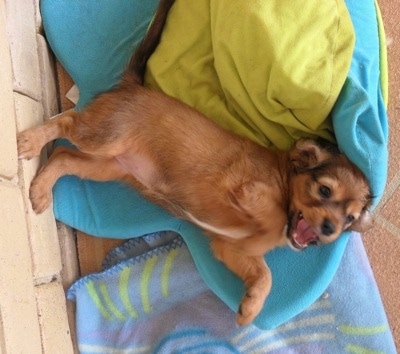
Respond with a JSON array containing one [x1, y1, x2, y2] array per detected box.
[[289, 212, 319, 250]]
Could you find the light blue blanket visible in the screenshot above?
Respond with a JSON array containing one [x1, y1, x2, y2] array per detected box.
[[68, 232, 396, 353]]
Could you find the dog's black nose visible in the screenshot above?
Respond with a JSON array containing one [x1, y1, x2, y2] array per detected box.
[[321, 219, 335, 236]]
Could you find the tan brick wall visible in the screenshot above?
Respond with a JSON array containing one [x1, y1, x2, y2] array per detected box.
[[1, 1, 75, 352]]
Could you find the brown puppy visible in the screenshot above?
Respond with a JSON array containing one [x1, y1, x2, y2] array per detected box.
[[17, 0, 372, 325]]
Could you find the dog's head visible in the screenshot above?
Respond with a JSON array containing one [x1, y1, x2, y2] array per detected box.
[[287, 138, 372, 250]]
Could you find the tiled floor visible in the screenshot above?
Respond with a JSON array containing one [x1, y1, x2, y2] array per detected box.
[[1, 1, 74, 351]]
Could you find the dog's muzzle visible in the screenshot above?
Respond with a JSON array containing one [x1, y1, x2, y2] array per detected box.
[[288, 212, 320, 250]]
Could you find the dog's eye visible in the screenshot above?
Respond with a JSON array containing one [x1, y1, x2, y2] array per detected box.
[[319, 185, 331, 199], [346, 215, 355, 224]]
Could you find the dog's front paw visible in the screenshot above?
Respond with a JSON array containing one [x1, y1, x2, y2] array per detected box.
[[17, 129, 43, 160], [29, 176, 52, 214], [236, 287, 266, 326]]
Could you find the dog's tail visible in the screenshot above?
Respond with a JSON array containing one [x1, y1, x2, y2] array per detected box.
[[125, 0, 175, 85]]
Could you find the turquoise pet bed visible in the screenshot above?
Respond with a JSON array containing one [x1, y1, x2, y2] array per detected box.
[[41, 0, 388, 329]]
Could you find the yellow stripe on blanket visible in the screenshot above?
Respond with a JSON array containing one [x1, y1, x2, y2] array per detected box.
[[145, 0, 355, 150]]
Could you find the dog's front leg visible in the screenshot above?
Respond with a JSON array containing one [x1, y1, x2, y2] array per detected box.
[[27, 146, 128, 213], [211, 237, 272, 326]]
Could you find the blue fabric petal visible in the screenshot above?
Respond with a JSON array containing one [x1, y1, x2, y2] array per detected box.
[[332, 0, 388, 208]]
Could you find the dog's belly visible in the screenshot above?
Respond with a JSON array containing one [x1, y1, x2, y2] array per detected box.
[[114, 152, 157, 188]]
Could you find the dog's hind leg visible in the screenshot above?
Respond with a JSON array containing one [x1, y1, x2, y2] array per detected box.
[[17, 110, 81, 160], [18, 106, 134, 161], [29, 146, 129, 213], [211, 238, 272, 326]]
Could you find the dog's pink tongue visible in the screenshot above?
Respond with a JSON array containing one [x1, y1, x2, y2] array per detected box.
[[296, 219, 318, 247]]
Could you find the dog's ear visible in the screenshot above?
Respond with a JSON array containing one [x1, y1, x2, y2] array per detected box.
[[290, 138, 337, 171], [349, 210, 373, 232]]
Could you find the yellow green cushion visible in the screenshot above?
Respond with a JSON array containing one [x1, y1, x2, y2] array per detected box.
[[146, 0, 355, 150]]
